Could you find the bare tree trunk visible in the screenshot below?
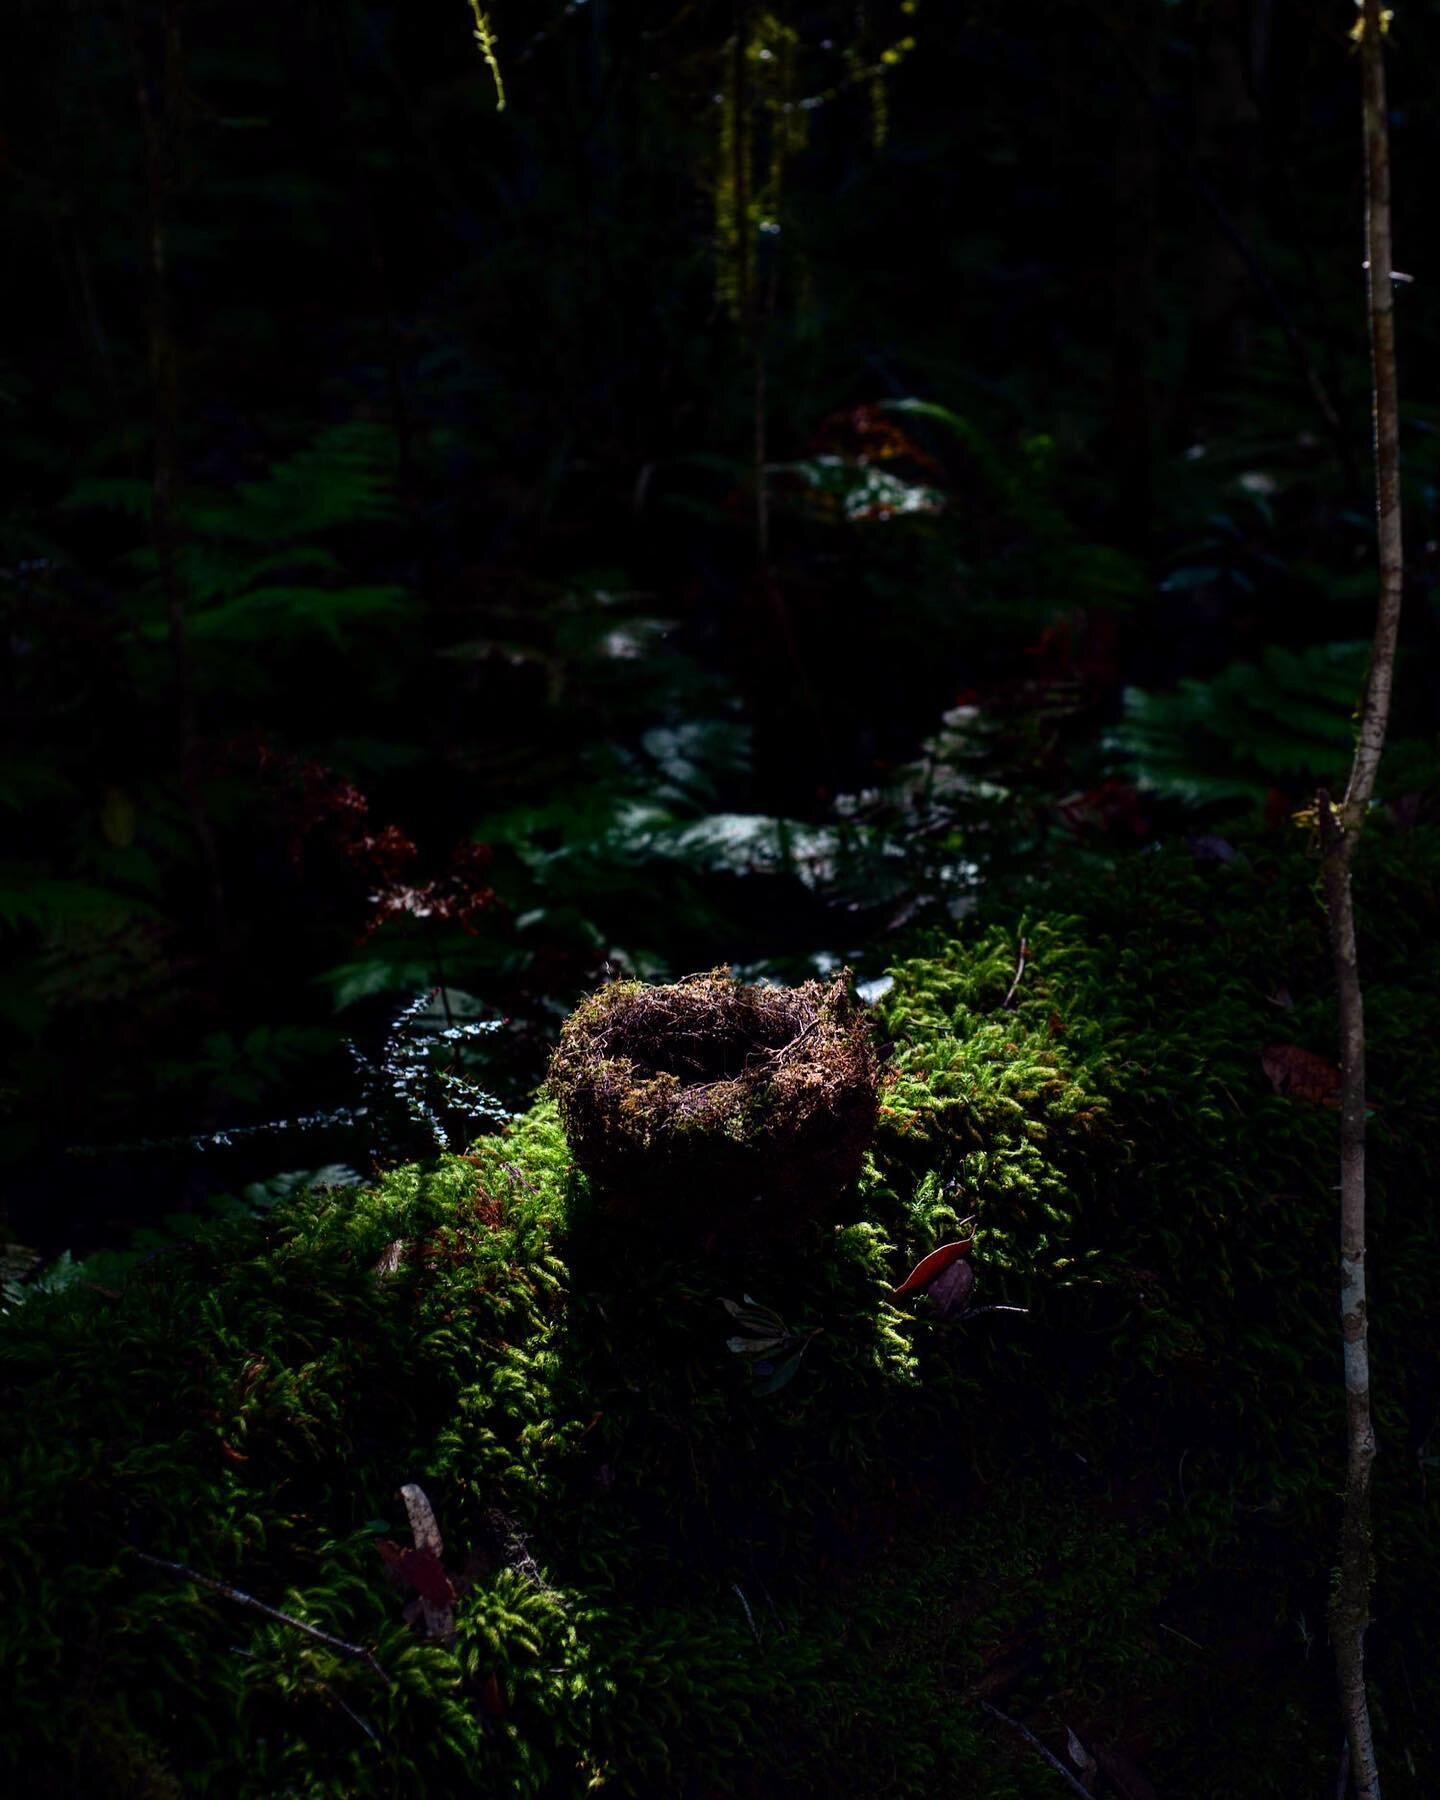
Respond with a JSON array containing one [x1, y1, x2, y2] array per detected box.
[[1320, 6, 1403, 1796]]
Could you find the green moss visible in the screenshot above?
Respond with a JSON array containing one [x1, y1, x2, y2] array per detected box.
[[3, 827, 1439, 1795]]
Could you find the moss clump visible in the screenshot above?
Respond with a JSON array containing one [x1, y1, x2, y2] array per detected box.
[[547, 967, 878, 1238], [2, 826, 1439, 1796]]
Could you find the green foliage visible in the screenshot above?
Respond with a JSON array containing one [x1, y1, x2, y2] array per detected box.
[[4, 825, 1439, 1793], [1110, 641, 1369, 806], [66, 424, 415, 666]]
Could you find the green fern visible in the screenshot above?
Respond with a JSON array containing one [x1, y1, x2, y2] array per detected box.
[[64, 423, 414, 656], [1109, 641, 1369, 806]]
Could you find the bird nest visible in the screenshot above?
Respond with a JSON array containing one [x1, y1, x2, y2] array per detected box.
[[548, 968, 879, 1238]]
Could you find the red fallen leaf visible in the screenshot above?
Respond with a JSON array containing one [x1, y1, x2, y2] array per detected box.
[[399, 1547, 456, 1609], [1261, 1044, 1341, 1106], [892, 1239, 972, 1300], [374, 1540, 456, 1608], [219, 1441, 250, 1465]]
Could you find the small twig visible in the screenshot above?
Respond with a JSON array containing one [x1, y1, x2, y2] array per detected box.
[[981, 1701, 1095, 1799], [1158, 1620, 1205, 1651], [133, 1553, 392, 1684], [757, 1575, 786, 1637], [327, 1687, 379, 1744], [1001, 938, 1029, 1010], [957, 1304, 1031, 1323], [731, 1582, 762, 1645]]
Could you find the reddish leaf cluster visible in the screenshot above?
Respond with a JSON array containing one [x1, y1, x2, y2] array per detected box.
[[811, 403, 946, 480], [236, 739, 496, 939], [360, 839, 496, 941], [239, 739, 370, 869]]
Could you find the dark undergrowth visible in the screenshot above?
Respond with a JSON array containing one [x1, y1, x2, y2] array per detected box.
[[3, 823, 1437, 1796]]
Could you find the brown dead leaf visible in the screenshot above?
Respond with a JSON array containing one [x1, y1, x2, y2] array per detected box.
[[1261, 1044, 1340, 1106], [373, 1240, 408, 1277], [891, 1239, 972, 1300]]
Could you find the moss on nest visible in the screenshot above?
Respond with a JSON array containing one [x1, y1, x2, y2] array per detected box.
[[546, 967, 878, 1236]]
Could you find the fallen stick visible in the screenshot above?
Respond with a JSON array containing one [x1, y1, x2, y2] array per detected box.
[[981, 1701, 1095, 1799], [133, 1551, 392, 1685]]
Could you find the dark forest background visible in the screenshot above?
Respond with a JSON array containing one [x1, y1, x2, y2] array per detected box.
[[4, 0, 1439, 1266]]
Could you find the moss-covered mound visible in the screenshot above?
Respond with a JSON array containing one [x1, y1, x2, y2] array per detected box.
[[548, 967, 878, 1237], [3, 827, 1439, 1796]]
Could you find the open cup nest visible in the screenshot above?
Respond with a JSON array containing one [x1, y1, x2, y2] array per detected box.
[[548, 967, 879, 1238]]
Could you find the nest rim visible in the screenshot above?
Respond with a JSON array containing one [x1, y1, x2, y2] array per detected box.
[[548, 967, 878, 1230]]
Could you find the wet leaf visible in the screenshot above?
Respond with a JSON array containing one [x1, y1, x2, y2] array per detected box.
[[1066, 1726, 1098, 1789], [727, 1333, 786, 1355], [754, 1345, 808, 1395], [892, 1238, 972, 1300], [926, 1257, 976, 1319]]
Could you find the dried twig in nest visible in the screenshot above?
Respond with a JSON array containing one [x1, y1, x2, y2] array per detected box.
[[549, 967, 878, 1239]]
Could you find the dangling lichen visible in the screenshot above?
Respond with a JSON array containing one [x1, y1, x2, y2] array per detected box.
[[466, 0, 506, 111], [715, 34, 754, 321], [869, 4, 920, 151], [714, 12, 808, 322], [712, 6, 923, 310]]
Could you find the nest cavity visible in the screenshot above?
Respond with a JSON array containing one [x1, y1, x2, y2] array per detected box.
[[548, 968, 878, 1236]]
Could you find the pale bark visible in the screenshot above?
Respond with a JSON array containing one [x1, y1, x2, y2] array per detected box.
[[1321, 6, 1404, 1796]]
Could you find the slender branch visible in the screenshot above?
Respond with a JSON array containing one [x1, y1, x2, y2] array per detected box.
[[731, 1582, 762, 1645], [1346, 3, 1405, 830], [1320, 8, 1403, 1796], [980, 1702, 1095, 1800], [1001, 936, 1029, 1010], [133, 1552, 392, 1685]]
